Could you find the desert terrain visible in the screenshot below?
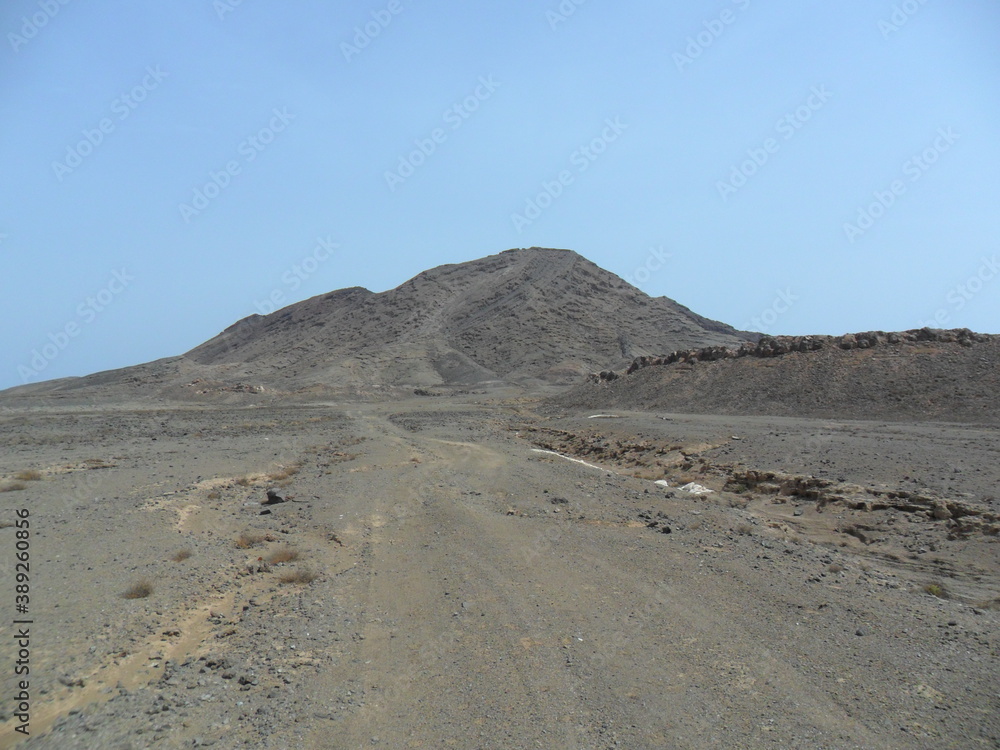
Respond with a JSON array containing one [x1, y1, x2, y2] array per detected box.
[[0, 248, 997, 749], [0, 394, 997, 749]]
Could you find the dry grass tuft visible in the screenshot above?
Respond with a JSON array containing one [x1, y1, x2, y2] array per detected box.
[[14, 470, 43, 482], [235, 532, 271, 549], [828, 563, 844, 574], [278, 568, 318, 584], [630, 469, 662, 481], [207, 490, 221, 500], [267, 462, 302, 481], [735, 523, 754, 536], [171, 549, 193, 562], [923, 582, 949, 599], [0, 482, 27, 493], [266, 547, 300, 564], [234, 476, 254, 487], [122, 579, 154, 599]]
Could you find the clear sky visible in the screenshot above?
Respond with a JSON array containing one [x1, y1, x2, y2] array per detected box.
[[2, 0, 998, 389]]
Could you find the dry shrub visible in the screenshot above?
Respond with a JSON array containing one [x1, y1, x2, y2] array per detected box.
[[0, 482, 27, 493], [14, 470, 42, 481], [171, 549, 192, 562], [923, 583, 949, 599], [278, 568, 317, 584], [234, 476, 253, 487], [207, 490, 221, 500], [235, 532, 270, 549], [735, 523, 754, 536], [828, 563, 844, 574], [123, 579, 154, 599], [630, 468, 664, 481], [266, 547, 300, 564], [267, 462, 302, 481]]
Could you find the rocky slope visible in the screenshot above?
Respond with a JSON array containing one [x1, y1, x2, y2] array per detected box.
[[559, 328, 1000, 424]]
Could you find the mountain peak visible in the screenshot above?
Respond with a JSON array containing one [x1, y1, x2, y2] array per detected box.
[[182, 247, 748, 390], [7, 249, 753, 401]]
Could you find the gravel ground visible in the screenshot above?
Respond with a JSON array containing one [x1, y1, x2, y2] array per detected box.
[[0, 395, 997, 749]]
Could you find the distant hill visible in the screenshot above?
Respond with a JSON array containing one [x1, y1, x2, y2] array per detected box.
[[556, 329, 1000, 424], [1, 248, 752, 403]]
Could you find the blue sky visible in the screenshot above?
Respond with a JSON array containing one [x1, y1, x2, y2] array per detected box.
[[2, 0, 998, 389]]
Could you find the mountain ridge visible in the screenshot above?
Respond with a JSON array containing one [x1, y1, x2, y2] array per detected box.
[[558, 327, 1000, 424], [2, 247, 752, 402]]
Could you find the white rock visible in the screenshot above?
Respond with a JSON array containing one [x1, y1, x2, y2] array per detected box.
[[679, 482, 714, 495]]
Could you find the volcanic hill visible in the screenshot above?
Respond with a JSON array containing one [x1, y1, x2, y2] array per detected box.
[[3, 247, 751, 402]]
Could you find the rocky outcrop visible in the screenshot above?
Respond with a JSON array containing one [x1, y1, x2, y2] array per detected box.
[[725, 468, 1000, 538], [592, 328, 989, 382]]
